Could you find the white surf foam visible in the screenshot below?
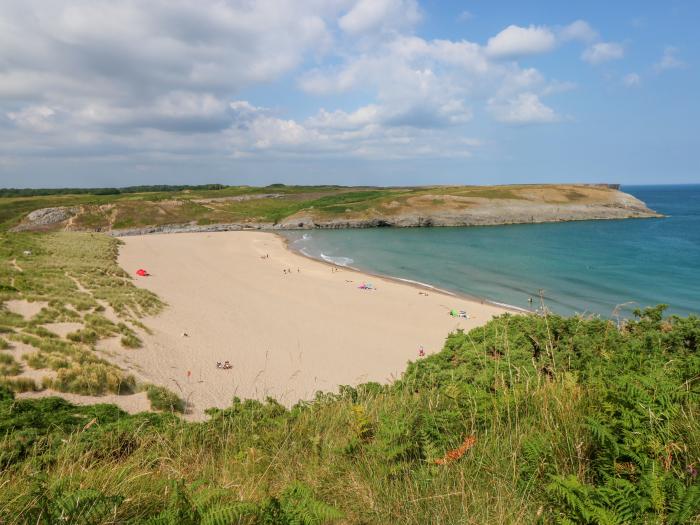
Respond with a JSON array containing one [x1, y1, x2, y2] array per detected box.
[[320, 253, 354, 266], [394, 277, 456, 296]]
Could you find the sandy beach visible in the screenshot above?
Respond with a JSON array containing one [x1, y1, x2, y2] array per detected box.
[[117, 231, 509, 418]]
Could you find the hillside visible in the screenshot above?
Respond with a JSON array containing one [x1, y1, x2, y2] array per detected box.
[[6, 184, 660, 234], [1, 301, 699, 522]]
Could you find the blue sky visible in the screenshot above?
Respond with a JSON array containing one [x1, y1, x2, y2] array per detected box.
[[0, 0, 697, 188]]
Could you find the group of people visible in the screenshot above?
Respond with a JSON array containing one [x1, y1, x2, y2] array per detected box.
[[282, 268, 299, 274], [260, 253, 270, 259], [216, 361, 232, 370]]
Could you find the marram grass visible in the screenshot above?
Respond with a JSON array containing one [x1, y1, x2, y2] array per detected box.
[[0, 232, 161, 397]]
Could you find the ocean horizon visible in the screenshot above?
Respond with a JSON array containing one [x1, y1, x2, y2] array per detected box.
[[283, 184, 700, 318]]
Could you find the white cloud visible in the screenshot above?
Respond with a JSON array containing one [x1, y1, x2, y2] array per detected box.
[[7, 106, 57, 132], [338, 0, 420, 35], [298, 27, 571, 128], [0, 2, 597, 171], [226, 101, 478, 159], [581, 42, 625, 64], [623, 73, 641, 87], [654, 46, 685, 72], [559, 20, 598, 43], [486, 25, 557, 58], [488, 93, 560, 124], [0, 0, 350, 161], [541, 80, 577, 96]]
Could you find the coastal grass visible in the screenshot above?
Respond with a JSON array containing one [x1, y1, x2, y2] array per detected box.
[[0, 306, 698, 523], [0, 231, 162, 395], [146, 384, 186, 413]]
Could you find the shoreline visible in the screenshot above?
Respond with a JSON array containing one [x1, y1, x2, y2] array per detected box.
[[277, 231, 530, 315], [103, 212, 663, 238], [114, 230, 512, 419]]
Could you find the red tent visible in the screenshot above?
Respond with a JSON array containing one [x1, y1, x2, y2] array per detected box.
[[136, 269, 148, 277]]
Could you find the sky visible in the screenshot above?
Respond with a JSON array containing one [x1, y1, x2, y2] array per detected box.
[[0, 0, 698, 188]]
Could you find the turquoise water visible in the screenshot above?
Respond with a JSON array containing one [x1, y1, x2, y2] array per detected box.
[[283, 185, 700, 317]]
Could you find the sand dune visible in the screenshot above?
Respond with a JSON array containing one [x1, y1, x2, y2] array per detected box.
[[118, 231, 509, 419]]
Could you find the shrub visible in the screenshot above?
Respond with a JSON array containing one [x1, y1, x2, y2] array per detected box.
[[46, 364, 136, 395], [0, 353, 22, 375], [67, 329, 99, 345], [120, 333, 142, 349], [147, 385, 186, 413], [0, 377, 39, 393]]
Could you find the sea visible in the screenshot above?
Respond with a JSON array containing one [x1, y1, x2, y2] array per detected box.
[[282, 185, 700, 318]]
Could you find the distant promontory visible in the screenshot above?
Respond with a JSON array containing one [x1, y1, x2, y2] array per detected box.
[[7, 183, 661, 235]]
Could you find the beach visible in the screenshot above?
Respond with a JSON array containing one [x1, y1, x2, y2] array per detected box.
[[116, 231, 509, 419]]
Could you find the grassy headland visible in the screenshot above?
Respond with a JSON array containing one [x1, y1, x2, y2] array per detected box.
[[4, 183, 659, 233]]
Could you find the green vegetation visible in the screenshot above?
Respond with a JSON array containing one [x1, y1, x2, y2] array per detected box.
[[0, 184, 227, 198], [0, 376, 39, 393], [0, 306, 698, 523], [3, 183, 618, 232], [0, 353, 21, 375], [0, 232, 162, 395], [147, 385, 186, 413]]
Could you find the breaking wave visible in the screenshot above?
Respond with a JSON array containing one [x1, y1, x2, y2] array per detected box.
[[320, 253, 354, 266]]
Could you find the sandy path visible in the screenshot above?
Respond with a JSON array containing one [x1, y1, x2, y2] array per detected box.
[[19, 390, 151, 414], [118, 231, 509, 419]]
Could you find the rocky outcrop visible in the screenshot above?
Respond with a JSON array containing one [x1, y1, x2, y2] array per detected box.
[[12, 207, 77, 231], [108, 222, 275, 236]]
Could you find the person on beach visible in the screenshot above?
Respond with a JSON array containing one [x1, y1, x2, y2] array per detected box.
[[418, 346, 425, 357]]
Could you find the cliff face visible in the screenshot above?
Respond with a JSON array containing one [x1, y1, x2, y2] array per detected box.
[[10, 184, 662, 235]]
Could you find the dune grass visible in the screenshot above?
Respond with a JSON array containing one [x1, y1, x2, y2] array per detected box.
[[0, 306, 698, 523], [0, 231, 162, 395], [147, 384, 186, 413]]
